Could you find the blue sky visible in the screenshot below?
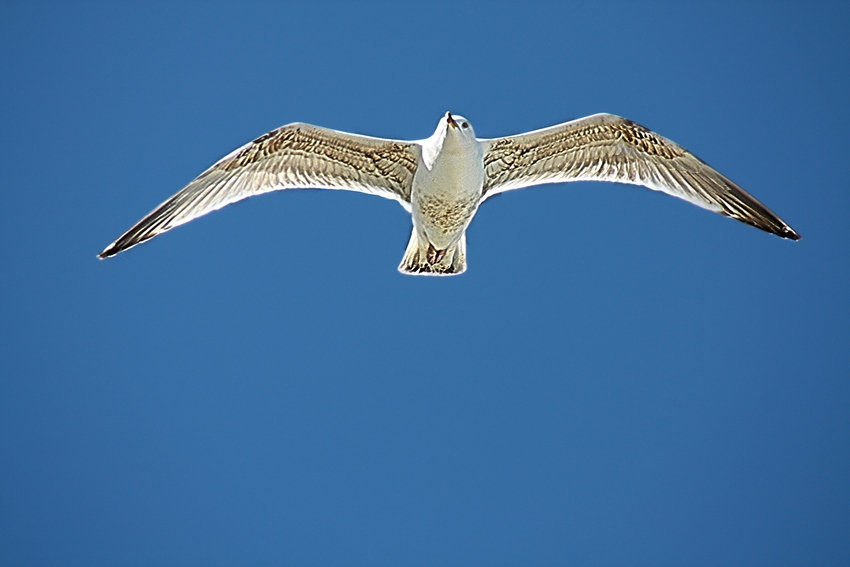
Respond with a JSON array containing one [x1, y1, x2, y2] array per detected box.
[[1, 2, 848, 566]]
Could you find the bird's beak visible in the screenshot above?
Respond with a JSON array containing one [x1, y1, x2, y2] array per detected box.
[[446, 112, 458, 129]]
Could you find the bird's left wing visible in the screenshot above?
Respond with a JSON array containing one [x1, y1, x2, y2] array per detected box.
[[479, 113, 799, 240], [99, 123, 420, 258]]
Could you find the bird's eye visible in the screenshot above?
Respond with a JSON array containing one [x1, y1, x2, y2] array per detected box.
[[462, 122, 469, 128]]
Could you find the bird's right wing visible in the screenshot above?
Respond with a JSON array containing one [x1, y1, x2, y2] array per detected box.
[[479, 114, 799, 240], [99, 123, 420, 258]]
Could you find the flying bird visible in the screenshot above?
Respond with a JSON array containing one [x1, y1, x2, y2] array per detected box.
[[99, 112, 800, 275]]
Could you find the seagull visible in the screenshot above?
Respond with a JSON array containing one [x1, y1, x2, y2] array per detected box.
[[99, 112, 800, 275]]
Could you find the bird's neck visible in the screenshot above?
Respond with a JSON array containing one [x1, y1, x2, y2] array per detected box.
[[421, 130, 477, 171]]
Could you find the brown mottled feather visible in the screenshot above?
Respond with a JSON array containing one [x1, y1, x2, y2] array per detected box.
[[99, 123, 419, 258], [481, 113, 799, 240]]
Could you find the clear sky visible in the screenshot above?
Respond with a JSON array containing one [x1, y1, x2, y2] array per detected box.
[[1, 2, 848, 566]]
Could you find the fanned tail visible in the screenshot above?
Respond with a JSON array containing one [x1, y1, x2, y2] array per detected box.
[[398, 230, 466, 276]]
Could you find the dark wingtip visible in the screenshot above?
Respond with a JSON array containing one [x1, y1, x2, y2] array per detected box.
[[778, 225, 801, 241], [762, 225, 800, 241], [98, 242, 122, 259]]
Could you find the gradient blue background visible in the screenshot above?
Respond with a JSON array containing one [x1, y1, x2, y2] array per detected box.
[[1, 2, 848, 565]]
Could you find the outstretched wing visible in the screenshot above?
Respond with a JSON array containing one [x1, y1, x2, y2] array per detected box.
[[480, 113, 800, 240], [99, 123, 420, 258]]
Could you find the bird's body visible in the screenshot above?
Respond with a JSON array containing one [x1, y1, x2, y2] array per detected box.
[[403, 114, 484, 274], [100, 112, 800, 275]]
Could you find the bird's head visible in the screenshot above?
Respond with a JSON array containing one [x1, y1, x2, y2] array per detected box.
[[420, 112, 479, 168], [443, 111, 476, 141]]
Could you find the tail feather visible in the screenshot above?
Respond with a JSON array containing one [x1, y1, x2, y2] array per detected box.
[[398, 231, 466, 276]]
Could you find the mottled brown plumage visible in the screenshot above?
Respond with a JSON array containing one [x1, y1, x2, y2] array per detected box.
[[99, 124, 419, 259], [100, 112, 799, 275], [481, 114, 799, 240]]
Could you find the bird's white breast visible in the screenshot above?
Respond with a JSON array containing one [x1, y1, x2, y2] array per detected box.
[[411, 137, 485, 248]]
